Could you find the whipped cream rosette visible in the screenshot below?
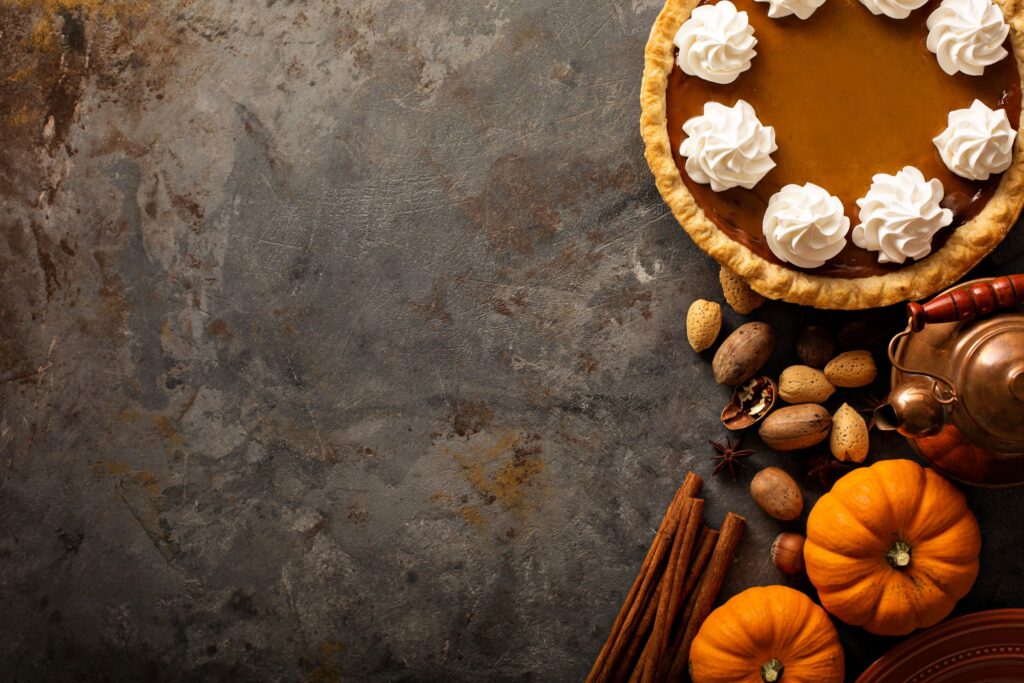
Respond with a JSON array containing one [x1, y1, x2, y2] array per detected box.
[[927, 0, 1009, 76], [934, 100, 1017, 180], [756, 0, 826, 20], [763, 184, 850, 268], [853, 167, 954, 264], [674, 0, 757, 84], [679, 100, 777, 192], [859, 0, 927, 20]]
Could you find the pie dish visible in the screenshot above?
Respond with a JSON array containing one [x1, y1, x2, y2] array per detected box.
[[856, 608, 1024, 682], [641, 0, 1024, 309]]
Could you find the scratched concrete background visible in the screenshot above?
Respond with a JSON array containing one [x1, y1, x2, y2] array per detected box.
[[2, 1, 1024, 681]]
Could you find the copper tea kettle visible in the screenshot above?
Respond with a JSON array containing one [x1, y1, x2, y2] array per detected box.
[[876, 274, 1024, 487]]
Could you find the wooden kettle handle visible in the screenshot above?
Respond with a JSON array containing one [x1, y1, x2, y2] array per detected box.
[[907, 274, 1024, 331]]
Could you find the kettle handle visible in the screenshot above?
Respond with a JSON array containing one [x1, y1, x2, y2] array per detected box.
[[907, 274, 1024, 332]]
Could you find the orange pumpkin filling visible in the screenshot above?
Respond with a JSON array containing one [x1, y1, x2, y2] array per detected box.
[[666, 0, 1022, 277]]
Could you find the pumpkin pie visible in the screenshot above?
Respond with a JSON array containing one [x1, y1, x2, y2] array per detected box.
[[641, 0, 1024, 309]]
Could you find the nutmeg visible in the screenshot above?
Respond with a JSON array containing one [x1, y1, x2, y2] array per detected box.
[[771, 532, 806, 574], [795, 326, 835, 369]]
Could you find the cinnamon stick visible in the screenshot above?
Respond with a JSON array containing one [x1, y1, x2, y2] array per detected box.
[[666, 513, 746, 682], [602, 481, 700, 679], [660, 526, 720, 681], [680, 526, 719, 603], [586, 472, 702, 683], [627, 658, 644, 683], [609, 550, 695, 683], [663, 506, 705, 634], [639, 498, 703, 683], [608, 581, 662, 682], [637, 502, 691, 683], [602, 479, 700, 680]]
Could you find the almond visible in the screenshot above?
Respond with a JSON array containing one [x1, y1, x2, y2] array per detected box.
[[758, 403, 832, 451], [824, 350, 877, 388], [719, 267, 765, 315], [686, 299, 722, 352], [712, 322, 775, 386], [830, 403, 869, 463], [778, 365, 835, 404]]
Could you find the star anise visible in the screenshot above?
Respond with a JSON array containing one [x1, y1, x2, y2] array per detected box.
[[804, 451, 852, 490], [857, 393, 886, 430], [709, 437, 756, 480]]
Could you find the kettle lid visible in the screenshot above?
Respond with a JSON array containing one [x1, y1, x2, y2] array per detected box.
[[955, 315, 1024, 450]]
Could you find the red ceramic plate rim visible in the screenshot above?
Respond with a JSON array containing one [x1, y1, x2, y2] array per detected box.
[[857, 609, 1024, 683]]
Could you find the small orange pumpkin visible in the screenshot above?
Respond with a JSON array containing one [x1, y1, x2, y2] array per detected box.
[[804, 459, 980, 636], [689, 585, 844, 683]]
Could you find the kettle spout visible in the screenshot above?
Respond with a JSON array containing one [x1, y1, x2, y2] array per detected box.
[[872, 404, 901, 432], [878, 377, 948, 438]]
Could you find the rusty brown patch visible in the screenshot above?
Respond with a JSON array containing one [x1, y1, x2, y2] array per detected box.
[[460, 155, 568, 255], [1, 0, 168, 205], [119, 403, 191, 449], [92, 251, 131, 337], [309, 640, 345, 683], [586, 247, 607, 264], [579, 352, 599, 373], [259, 413, 340, 464], [94, 460, 161, 498], [0, 336, 24, 375], [207, 318, 233, 342], [346, 505, 369, 523], [600, 285, 656, 327], [447, 431, 546, 514], [170, 192, 205, 231], [548, 62, 576, 84], [335, 7, 376, 72], [93, 459, 173, 557], [459, 505, 485, 527], [631, 290, 655, 320], [450, 400, 493, 437], [445, 154, 644, 258], [28, 222, 74, 299], [135, 470, 161, 497], [429, 490, 452, 504], [410, 279, 452, 323], [151, 415, 183, 445], [490, 298, 514, 317], [96, 461, 130, 476], [590, 162, 645, 193], [1, 5, 83, 196]]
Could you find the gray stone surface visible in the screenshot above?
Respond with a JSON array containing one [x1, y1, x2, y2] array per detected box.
[[1, 1, 1022, 681]]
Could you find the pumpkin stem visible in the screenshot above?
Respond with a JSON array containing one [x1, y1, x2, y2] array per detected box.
[[761, 658, 784, 682], [886, 540, 912, 569]]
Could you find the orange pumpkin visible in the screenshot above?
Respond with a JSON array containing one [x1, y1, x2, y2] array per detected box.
[[689, 586, 844, 683], [804, 459, 980, 636]]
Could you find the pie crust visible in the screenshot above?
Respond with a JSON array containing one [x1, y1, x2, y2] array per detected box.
[[640, 0, 1024, 309]]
